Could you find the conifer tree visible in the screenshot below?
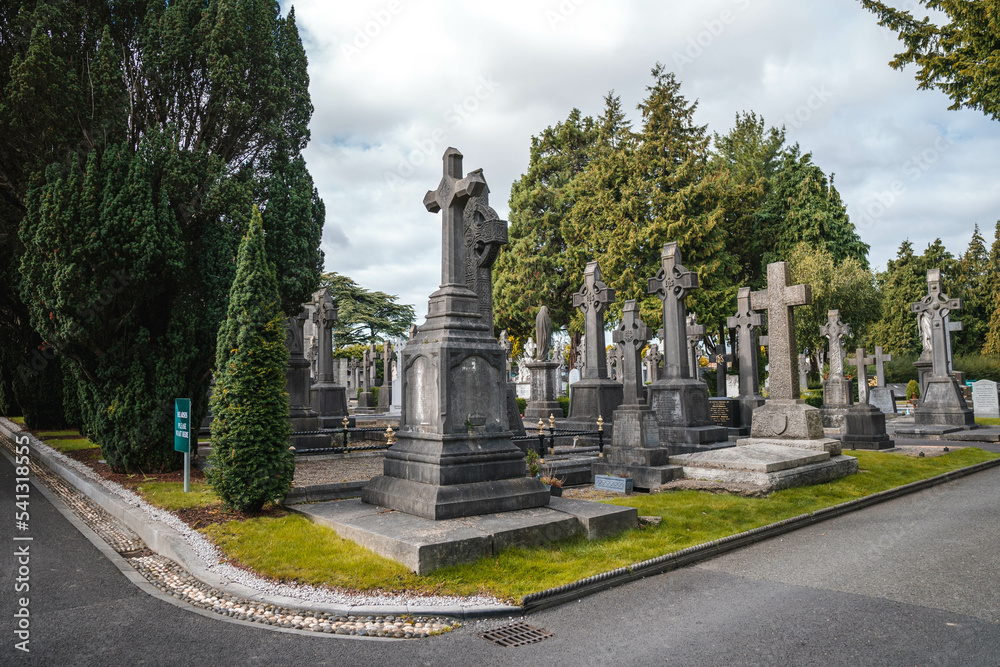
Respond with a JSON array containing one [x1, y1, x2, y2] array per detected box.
[[982, 222, 1000, 355], [954, 224, 989, 355], [207, 208, 293, 512]]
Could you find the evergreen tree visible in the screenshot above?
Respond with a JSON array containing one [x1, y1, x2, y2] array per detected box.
[[982, 222, 1000, 355], [207, 208, 293, 512], [954, 224, 989, 355], [319, 272, 416, 346]]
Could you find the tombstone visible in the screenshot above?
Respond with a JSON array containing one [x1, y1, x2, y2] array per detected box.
[[285, 308, 325, 449], [568, 368, 581, 386], [593, 301, 678, 489], [524, 305, 563, 420], [842, 346, 894, 450], [727, 287, 766, 431], [869, 346, 897, 414], [355, 345, 377, 414], [646, 242, 728, 448], [567, 261, 623, 423], [907, 269, 976, 430], [377, 340, 393, 412], [684, 313, 706, 380], [819, 310, 853, 428], [972, 380, 1000, 420], [644, 342, 662, 384], [309, 288, 349, 427], [389, 347, 402, 415], [713, 341, 734, 398], [798, 353, 809, 392], [362, 147, 549, 520], [708, 340, 738, 431], [495, 329, 525, 436]]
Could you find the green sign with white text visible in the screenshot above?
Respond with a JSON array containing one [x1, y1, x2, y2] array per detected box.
[[174, 398, 191, 454]]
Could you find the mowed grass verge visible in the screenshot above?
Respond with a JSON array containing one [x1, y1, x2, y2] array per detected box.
[[137, 481, 220, 511], [202, 447, 999, 602]]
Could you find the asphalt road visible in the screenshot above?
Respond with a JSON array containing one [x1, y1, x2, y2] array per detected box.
[[2, 452, 999, 666]]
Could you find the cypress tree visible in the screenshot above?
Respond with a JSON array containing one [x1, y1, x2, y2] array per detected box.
[[207, 208, 293, 513]]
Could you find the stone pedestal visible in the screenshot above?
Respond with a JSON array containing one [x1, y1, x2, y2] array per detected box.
[[842, 403, 894, 450], [869, 386, 897, 415], [287, 354, 326, 450], [524, 360, 564, 420], [741, 399, 843, 454], [355, 391, 376, 414], [914, 375, 976, 428], [311, 383, 348, 429], [505, 384, 526, 439], [648, 378, 729, 446], [568, 378, 623, 423], [821, 376, 853, 428], [592, 405, 681, 490]]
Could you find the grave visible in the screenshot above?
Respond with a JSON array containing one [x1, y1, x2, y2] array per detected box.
[[842, 346, 894, 450], [377, 340, 393, 413], [646, 242, 729, 449], [285, 309, 327, 450], [727, 287, 766, 432], [869, 346, 897, 415], [355, 344, 377, 414], [309, 287, 349, 428], [798, 353, 809, 392], [819, 310, 853, 428], [524, 305, 564, 420], [685, 313, 706, 380], [972, 380, 1000, 420]]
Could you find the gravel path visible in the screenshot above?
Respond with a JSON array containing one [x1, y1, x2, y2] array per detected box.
[[293, 454, 385, 486]]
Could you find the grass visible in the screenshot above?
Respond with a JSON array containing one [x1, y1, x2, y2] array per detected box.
[[36, 429, 81, 438], [10, 416, 25, 425], [976, 417, 1000, 426], [202, 448, 999, 602], [44, 437, 99, 453], [137, 481, 221, 511]]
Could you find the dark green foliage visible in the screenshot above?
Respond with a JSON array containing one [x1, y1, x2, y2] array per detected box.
[[982, 222, 1000, 355], [557, 396, 570, 416], [906, 379, 920, 400], [803, 394, 824, 410], [884, 353, 920, 384], [954, 355, 1000, 383], [953, 225, 990, 355], [207, 209, 293, 512], [320, 273, 415, 346], [516, 397, 527, 414]]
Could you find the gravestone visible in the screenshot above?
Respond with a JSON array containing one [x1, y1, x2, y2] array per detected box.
[[646, 242, 728, 448], [355, 344, 377, 414], [567, 261, 623, 423], [389, 346, 402, 415], [727, 287, 766, 430], [798, 353, 809, 392], [685, 313, 706, 380], [869, 346, 897, 414], [842, 346, 893, 450], [908, 269, 976, 430], [524, 305, 563, 419], [378, 341, 393, 412], [819, 310, 853, 428], [285, 308, 325, 449], [593, 300, 681, 489], [713, 342, 734, 398], [362, 147, 548, 519], [972, 380, 1000, 419], [309, 288, 349, 427], [644, 342, 662, 384]]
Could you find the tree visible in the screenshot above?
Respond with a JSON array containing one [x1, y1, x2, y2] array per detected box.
[[860, 0, 1000, 120], [207, 208, 293, 512], [318, 272, 415, 347], [953, 224, 990, 355], [5, 1, 322, 471], [982, 222, 1000, 355]]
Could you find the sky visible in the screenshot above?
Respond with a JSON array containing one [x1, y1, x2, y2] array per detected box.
[[282, 0, 1000, 321]]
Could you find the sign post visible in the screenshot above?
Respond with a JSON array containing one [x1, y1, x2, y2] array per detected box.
[[174, 398, 191, 493]]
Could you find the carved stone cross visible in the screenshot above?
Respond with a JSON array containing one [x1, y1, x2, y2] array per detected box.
[[649, 242, 699, 380], [424, 148, 487, 292], [847, 347, 875, 404], [911, 268, 962, 379], [946, 317, 962, 372], [644, 342, 662, 383], [714, 341, 734, 397], [683, 313, 706, 380], [573, 260, 615, 380], [613, 300, 652, 406], [362, 346, 373, 392], [463, 181, 507, 329], [750, 262, 811, 401], [311, 288, 338, 383], [819, 310, 851, 379], [874, 346, 892, 388], [381, 341, 394, 386], [727, 287, 765, 399]]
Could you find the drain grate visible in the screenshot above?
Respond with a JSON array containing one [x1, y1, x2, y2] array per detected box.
[[479, 622, 553, 647]]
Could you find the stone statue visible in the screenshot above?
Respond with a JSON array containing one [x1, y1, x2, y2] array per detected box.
[[919, 312, 933, 357], [524, 337, 536, 361], [535, 305, 552, 361]]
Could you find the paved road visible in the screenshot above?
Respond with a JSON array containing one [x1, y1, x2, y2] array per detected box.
[[2, 453, 999, 666]]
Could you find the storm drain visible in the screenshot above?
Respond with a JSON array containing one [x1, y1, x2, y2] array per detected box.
[[479, 623, 553, 647]]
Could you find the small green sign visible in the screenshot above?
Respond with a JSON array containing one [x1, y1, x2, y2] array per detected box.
[[174, 398, 191, 454]]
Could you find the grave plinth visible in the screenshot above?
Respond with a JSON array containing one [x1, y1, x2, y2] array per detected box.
[[842, 403, 894, 450], [523, 360, 563, 420], [310, 288, 349, 428], [286, 310, 327, 450], [567, 261, 623, 424]]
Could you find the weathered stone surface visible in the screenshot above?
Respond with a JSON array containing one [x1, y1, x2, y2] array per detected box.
[[870, 387, 897, 415], [535, 305, 552, 361], [820, 310, 853, 427], [750, 263, 810, 401], [523, 360, 563, 419], [286, 308, 321, 436], [568, 261, 623, 421], [676, 452, 858, 492], [842, 403, 894, 450], [972, 380, 1000, 419], [671, 442, 829, 473], [310, 288, 349, 426], [727, 287, 766, 429], [685, 313, 706, 380]]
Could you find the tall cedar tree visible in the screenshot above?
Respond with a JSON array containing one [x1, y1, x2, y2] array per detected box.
[[319, 271, 415, 346], [982, 222, 1000, 355], [493, 108, 598, 345], [207, 208, 292, 511], [5, 1, 322, 471], [953, 224, 990, 355]]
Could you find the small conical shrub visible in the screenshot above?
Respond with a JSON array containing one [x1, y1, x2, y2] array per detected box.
[[207, 208, 293, 511]]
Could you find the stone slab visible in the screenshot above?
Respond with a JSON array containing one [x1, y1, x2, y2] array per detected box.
[[870, 386, 897, 415], [679, 455, 858, 493], [292, 496, 635, 574], [669, 442, 829, 473], [736, 436, 842, 456], [591, 461, 683, 490]]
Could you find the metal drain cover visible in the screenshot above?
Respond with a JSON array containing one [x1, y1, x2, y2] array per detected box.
[[479, 622, 553, 647]]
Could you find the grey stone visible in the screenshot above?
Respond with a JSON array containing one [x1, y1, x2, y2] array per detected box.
[[972, 380, 1000, 419], [841, 403, 894, 450], [798, 353, 809, 392], [535, 305, 552, 361], [568, 261, 623, 422], [309, 288, 348, 427], [750, 262, 811, 401], [727, 287, 766, 429], [377, 341, 393, 412], [870, 387, 897, 415], [820, 310, 853, 427], [685, 313, 706, 380], [644, 342, 662, 383], [355, 344, 376, 414], [713, 342, 734, 397], [671, 442, 830, 473], [847, 347, 875, 406], [361, 148, 549, 520], [523, 360, 563, 419], [286, 308, 320, 435], [675, 451, 859, 493]]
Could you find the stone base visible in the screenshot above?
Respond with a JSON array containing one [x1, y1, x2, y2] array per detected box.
[[290, 432, 331, 451], [841, 404, 894, 450], [914, 376, 976, 428], [822, 376, 854, 428], [591, 460, 683, 491], [531, 456, 601, 486], [821, 405, 853, 429], [294, 496, 637, 574], [568, 377, 624, 423], [524, 361, 563, 420], [363, 474, 549, 521], [750, 399, 826, 440], [289, 410, 320, 433], [505, 384, 526, 439], [648, 378, 728, 445], [355, 391, 376, 414], [310, 382, 349, 422], [737, 436, 842, 455], [611, 405, 660, 449], [524, 400, 564, 420], [869, 387, 897, 415], [736, 396, 765, 430]]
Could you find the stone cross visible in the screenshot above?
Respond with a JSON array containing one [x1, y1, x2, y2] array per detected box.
[[683, 313, 706, 380], [727, 287, 765, 398], [613, 300, 652, 406], [798, 353, 809, 391], [463, 181, 507, 329], [874, 346, 892, 388], [649, 242, 699, 380], [750, 262, 812, 401], [423, 148, 487, 292], [381, 340, 394, 383], [911, 268, 962, 379], [349, 357, 360, 390], [714, 341, 734, 397], [819, 310, 851, 379], [644, 342, 662, 383], [498, 330, 512, 379], [847, 347, 875, 404], [573, 260, 615, 380], [311, 288, 338, 383], [362, 346, 373, 393]]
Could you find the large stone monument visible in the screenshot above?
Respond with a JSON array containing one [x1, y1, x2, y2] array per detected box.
[[362, 148, 549, 520], [685, 313, 706, 380], [567, 261, 623, 422], [592, 300, 680, 489], [819, 310, 853, 428], [355, 344, 377, 414], [727, 287, 766, 431], [309, 288, 349, 427], [644, 342, 662, 384], [524, 305, 564, 419], [905, 269, 976, 431], [842, 346, 893, 450], [869, 346, 897, 414], [646, 242, 728, 448], [286, 309, 325, 449], [377, 340, 393, 413]]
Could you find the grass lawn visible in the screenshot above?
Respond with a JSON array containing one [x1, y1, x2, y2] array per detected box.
[[44, 437, 99, 453], [10, 416, 25, 426], [976, 417, 1000, 426], [36, 429, 81, 438], [202, 447, 999, 602], [137, 481, 221, 511]]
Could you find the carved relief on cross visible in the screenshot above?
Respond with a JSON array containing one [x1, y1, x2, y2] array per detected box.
[[911, 268, 962, 378], [573, 261, 615, 380], [648, 242, 699, 380], [750, 262, 811, 401], [819, 310, 851, 379], [727, 287, 765, 398], [423, 148, 487, 291], [311, 288, 337, 383], [613, 300, 652, 406], [644, 342, 662, 383], [847, 347, 875, 404], [681, 313, 706, 380]]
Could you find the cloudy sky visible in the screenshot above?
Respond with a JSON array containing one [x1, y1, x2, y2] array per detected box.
[[282, 0, 999, 320]]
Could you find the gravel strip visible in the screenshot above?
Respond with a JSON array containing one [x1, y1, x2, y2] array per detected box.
[[293, 454, 385, 486]]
